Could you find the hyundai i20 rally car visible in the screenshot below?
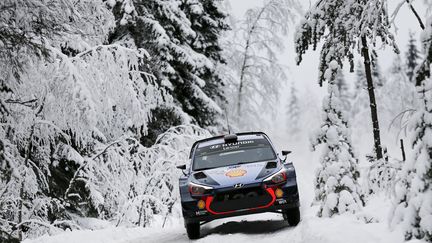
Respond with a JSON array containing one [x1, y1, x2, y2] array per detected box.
[[176, 132, 300, 239]]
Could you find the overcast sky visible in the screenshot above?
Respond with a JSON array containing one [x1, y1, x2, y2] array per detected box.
[[227, 0, 428, 102]]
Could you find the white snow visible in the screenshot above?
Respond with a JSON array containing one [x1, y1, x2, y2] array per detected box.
[[23, 179, 423, 243], [23, 132, 428, 243]]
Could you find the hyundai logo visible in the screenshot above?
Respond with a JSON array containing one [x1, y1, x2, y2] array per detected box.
[[233, 183, 244, 189]]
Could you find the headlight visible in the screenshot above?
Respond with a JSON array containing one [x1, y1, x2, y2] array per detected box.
[[263, 169, 287, 184], [188, 182, 213, 196]]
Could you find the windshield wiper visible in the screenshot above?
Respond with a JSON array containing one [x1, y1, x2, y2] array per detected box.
[[235, 161, 250, 165], [235, 159, 274, 165]]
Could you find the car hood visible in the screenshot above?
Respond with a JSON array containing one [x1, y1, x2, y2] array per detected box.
[[194, 161, 280, 188]]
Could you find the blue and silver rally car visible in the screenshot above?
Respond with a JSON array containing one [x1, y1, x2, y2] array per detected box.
[[176, 132, 300, 239]]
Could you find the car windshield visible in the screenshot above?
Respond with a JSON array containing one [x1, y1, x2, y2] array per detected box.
[[192, 138, 276, 171]]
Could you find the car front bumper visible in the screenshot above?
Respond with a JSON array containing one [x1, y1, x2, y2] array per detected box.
[[181, 180, 300, 224]]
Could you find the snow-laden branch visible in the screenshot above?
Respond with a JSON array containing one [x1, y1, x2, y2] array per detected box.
[[63, 138, 125, 200]]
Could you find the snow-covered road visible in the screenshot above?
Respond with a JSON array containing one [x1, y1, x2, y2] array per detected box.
[[24, 139, 417, 243], [120, 205, 405, 243], [21, 132, 427, 243], [123, 213, 291, 243], [27, 207, 407, 243]]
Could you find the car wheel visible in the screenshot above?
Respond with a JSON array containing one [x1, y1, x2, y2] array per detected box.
[[186, 222, 200, 239], [283, 207, 300, 226]]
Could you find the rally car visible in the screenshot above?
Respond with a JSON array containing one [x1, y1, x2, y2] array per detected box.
[[176, 132, 300, 239]]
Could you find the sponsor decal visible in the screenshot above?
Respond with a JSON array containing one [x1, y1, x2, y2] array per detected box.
[[225, 168, 247, 178], [209, 144, 221, 149], [276, 198, 287, 205], [195, 210, 208, 216], [208, 140, 255, 151], [221, 140, 254, 151]]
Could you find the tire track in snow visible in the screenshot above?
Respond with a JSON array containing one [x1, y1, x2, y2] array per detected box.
[[122, 213, 301, 243]]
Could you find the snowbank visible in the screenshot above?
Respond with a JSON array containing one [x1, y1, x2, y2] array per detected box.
[[23, 208, 422, 243]]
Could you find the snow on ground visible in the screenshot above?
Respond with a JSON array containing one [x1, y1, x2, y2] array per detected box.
[[24, 202, 413, 243], [24, 133, 425, 243]]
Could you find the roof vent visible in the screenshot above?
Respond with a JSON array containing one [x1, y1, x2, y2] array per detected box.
[[224, 134, 238, 143], [194, 172, 207, 180], [265, 161, 277, 169]]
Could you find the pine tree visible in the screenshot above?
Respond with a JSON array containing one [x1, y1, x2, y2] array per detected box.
[[335, 69, 351, 113], [351, 61, 369, 118], [295, 0, 398, 160], [392, 71, 432, 242], [406, 31, 420, 82], [354, 57, 385, 91], [371, 50, 386, 87], [285, 84, 300, 136], [311, 62, 364, 217], [392, 17, 432, 243], [108, 0, 229, 129], [354, 61, 367, 93]]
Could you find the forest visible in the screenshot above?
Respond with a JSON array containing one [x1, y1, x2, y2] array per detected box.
[[0, 0, 431, 242]]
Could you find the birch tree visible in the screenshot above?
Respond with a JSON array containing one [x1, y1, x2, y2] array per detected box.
[[222, 0, 297, 129]]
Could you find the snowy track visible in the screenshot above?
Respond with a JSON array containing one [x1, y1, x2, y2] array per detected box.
[[23, 140, 419, 243], [123, 214, 292, 243], [26, 208, 408, 243], [120, 208, 405, 243]]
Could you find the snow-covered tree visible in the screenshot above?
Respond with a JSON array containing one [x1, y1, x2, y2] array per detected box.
[[61, 125, 210, 228], [334, 69, 351, 113], [382, 54, 417, 128], [351, 61, 369, 119], [108, 0, 229, 130], [311, 62, 364, 217], [352, 52, 387, 120], [295, 0, 399, 160], [392, 17, 432, 243], [371, 50, 386, 88], [222, 0, 297, 130], [406, 32, 421, 82], [285, 84, 300, 136], [0, 0, 189, 240], [392, 72, 432, 242], [353, 61, 366, 96], [0, 0, 229, 241]]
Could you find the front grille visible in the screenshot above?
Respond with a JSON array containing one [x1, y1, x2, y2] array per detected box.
[[210, 187, 273, 212]]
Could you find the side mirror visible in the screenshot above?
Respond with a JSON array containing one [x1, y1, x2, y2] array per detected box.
[[176, 164, 186, 170], [282, 150, 292, 156]]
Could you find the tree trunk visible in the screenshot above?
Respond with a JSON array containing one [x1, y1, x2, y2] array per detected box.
[[237, 53, 248, 118], [236, 6, 268, 119], [400, 139, 406, 161], [361, 36, 383, 160]]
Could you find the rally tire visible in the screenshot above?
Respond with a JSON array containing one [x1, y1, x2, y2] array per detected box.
[[186, 222, 200, 239], [284, 207, 300, 226]]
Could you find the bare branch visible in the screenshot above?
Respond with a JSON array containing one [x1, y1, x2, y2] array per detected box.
[[406, 0, 425, 30]]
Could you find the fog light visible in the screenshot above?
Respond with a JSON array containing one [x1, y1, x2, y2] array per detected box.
[[275, 188, 284, 198], [197, 200, 205, 209]]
